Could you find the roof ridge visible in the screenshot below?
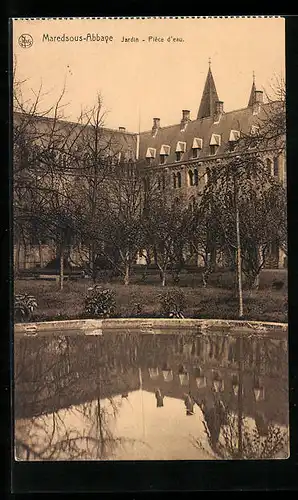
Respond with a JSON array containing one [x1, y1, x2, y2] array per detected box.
[[138, 101, 277, 135], [13, 110, 137, 135]]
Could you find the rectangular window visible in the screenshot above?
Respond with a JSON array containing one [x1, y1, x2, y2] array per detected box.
[[274, 157, 279, 177], [176, 151, 182, 162], [192, 148, 199, 158], [173, 173, 177, 189], [160, 155, 166, 165], [210, 145, 217, 155]]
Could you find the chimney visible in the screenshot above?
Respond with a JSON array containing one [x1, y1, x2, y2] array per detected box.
[[214, 100, 224, 123], [215, 101, 224, 114], [119, 126, 126, 132], [254, 90, 263, 103], [253, 90, 263, 115], [182, 110, 190, 121], [180, 110, 190, 131], [152, 117, 160, 136]]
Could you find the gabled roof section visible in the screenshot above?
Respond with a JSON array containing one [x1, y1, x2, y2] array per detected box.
[[229, 130, 240, 142], [248, 78, 256, 107], [192, 137, 203, 149], [176, 141, 187, 152], [250, 124, 260, 135], [146, 147, 156, 158], [160, 144, 171, 156], [210, 133, 221, 146], [138, 101, 278, 166], [197, 67, 220, 119]]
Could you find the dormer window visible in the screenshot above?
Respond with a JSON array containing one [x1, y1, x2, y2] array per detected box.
[[146, 147, 156, 165], [159, 144, 170, 164], [249, 125, 260, 148], [192, 137, 203, 158], [229, 130, 240, 142], [250, 125, 260, 136], [228, 130, 240, 151], [209, 134, 221, 155], [176, 141, 186, 162]]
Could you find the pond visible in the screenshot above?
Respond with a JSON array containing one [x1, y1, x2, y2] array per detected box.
[[14, 328, 289, 461]]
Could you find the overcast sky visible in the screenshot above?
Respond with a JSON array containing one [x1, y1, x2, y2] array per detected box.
[[13, 17, 285, 132]]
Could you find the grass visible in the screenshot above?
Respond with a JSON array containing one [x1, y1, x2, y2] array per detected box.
[[14, 269, 288, 323]]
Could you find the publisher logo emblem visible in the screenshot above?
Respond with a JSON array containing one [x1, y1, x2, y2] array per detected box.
[[18, 34, 33, 48]]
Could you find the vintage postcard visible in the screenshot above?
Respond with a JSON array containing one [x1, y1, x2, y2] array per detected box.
[[12, 17, 288, 463]]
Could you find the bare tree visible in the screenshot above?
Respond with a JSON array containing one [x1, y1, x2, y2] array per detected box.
[[142, 196, 190, 286], [97, 160, 147, 285], [13, 66, 93, 286]]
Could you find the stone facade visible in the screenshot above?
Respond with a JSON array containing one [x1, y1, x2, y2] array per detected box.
[[14, 66, 286, 271]]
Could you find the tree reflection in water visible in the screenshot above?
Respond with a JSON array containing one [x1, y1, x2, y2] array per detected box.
[[192, 334, 289, 460], [192, 396, 288, 460], [14, 330, 289, 461], [15, 334, 146, 460]]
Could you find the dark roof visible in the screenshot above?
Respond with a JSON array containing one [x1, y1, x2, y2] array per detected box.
[[248, 80, 257, 107], [197, 67, 220, 119], [138, 102, 279, 166], [13, 110, 137, 155]]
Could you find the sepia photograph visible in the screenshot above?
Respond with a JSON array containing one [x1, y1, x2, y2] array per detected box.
[[12, 16, 288, 462]]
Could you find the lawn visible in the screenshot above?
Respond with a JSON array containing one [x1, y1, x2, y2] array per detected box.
[[14, 269, 288, 323]]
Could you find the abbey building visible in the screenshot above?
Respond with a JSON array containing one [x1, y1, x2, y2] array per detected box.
[[14, 65, 286, 271]]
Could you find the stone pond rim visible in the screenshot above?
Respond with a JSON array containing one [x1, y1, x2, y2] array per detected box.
[[14, 318, 288, 337]]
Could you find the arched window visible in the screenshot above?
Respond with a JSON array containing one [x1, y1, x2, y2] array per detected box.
[[177, 172, 182, 188], [194, 168, 199, 186], [143, 177, 149, 192], [205, 167, 211, 185], [173, 173, 177, 189], [189, 195, 196, 212], [62, 154, 67, 169], [274, 157, 279, 177], [266, 158, 272, 175], [157, 175, 161, 190], [188, 170, 194, 186]]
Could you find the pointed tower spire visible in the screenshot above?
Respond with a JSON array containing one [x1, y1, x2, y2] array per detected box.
[[248, 71, 256, 107], [197, 62, 220, 119]]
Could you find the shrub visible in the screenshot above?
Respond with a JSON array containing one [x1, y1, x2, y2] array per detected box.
[[159, 289, 186, 318], [272, 279, 284, 290], [14, 294, 38, 322], [84, 285, 116, 318]]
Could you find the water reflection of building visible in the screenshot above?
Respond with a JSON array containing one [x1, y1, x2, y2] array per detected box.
[[15, 332, 288, 426]]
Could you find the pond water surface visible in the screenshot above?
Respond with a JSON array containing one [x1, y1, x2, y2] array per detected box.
[[14, 329, 289, 461]]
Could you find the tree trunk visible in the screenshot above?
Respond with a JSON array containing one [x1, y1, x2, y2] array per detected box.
[[15, 238, 21, 275], [234, 175, 244, 319], [237, 337, 244, 458], [38, 242, 43, 269], [247, 272, 260, 290], [59, 246, 64, 291], [202, 256, 212, 288], [89, 244, 97, 283], [160, 269, 166, 287], [210, 247, 217, 269], [123, 255, 130, 286], [22, 234, 27, 270]]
